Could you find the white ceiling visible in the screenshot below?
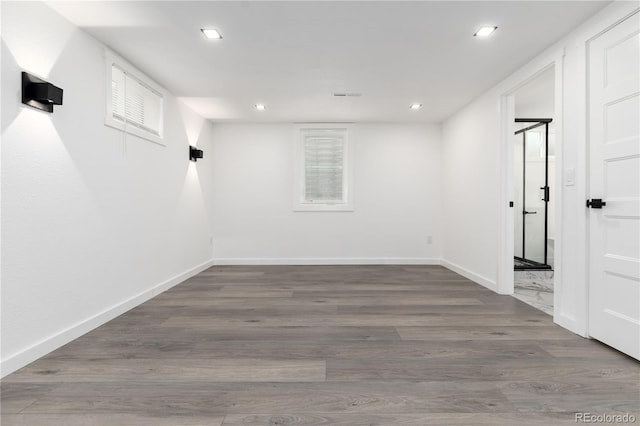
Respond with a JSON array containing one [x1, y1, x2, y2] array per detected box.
[[46, 1, 609, 123]]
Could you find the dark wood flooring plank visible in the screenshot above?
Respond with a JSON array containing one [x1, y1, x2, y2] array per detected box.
[[397, 325, 575, 340], [337, 303, 536, 315], [0, 383, 57, 414], [19, 381, 514, 415], [0, 414, 224, 426], [535, 339, 640, 360], [292, 290, 494, 298], [141, 296, 486, 307], [221, 413, 586, 426], [156, 326, 402, 341], [215, 288, 295, 298], [160, 313, 551, 328], [42, 340, 553, 362], [3, 359, 326, 383], [327, 358, 640, 382], [497, 380, 640, 412]]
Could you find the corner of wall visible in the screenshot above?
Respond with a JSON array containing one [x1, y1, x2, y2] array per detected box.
[[440, 258, 498, 292]]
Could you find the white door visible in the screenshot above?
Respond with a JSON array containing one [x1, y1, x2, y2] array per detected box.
[[588, 11, 640, 360]]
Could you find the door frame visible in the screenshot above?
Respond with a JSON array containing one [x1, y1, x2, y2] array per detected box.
[[497, 52, 565, 318]]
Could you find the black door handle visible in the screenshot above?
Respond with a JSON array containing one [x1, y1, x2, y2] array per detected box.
[[586, 199, 606, 209], [523, 211, 537, 215], [540, 186, 550, 202]]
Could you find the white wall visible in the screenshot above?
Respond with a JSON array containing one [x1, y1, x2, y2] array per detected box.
[[1, 2, 215, 376], [211, 123, 441, 264], [441, 100, 501, 288], [441, 1, 639, 335], [514, 66, 555, 119]]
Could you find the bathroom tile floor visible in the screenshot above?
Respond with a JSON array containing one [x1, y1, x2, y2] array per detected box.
[[513, 270, 554, 315]]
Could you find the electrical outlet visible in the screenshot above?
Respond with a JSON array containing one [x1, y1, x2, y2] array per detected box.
[[427, 236, 433, 245]]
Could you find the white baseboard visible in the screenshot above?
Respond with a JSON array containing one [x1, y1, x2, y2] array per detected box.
[[440, 258, 497, 292], [0, 259, 214, 378], [554, 312, 588, 338], [213, 258, 440, 266]]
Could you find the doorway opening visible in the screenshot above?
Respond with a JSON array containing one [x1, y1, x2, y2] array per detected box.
[[510, 66, 555, 315]]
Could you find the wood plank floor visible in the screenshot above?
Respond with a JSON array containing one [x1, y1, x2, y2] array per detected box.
[[2, 265, 638, 425]]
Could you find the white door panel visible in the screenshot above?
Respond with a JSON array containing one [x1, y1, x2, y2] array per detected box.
[[588, 11, 640, 360], [602, 140, 639, 162], [604, 94, 639, 142]]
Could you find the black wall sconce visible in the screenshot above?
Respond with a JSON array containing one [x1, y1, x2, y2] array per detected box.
[[189, 145, 204, 162], [22, 72, 63, 113]]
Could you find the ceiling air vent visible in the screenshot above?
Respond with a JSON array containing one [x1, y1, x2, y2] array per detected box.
[[333, 93, 362, 97]]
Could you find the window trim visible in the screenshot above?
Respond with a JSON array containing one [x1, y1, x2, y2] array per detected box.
[[104, 50, 165, 146], [293, 123, 355, 212]]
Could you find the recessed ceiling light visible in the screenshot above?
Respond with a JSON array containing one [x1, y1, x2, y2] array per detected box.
[[201, 29, 222, 39], [255, 104, 266, 111], [474, 26, 498, 37], [410, 103, 422, 110]]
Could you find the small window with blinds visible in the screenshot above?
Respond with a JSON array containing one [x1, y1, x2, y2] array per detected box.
[[304, 136, 345, 202], [294, 125, 354, 211], [105, 51, 165, 145]]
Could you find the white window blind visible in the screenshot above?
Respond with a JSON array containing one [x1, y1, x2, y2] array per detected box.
[[304, 136, 345, 203], [110, 64, 163, 138], [293, 125, 353, 212]]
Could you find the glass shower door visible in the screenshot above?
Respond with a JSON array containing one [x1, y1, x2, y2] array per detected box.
[[514, 119, 551, 268]]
